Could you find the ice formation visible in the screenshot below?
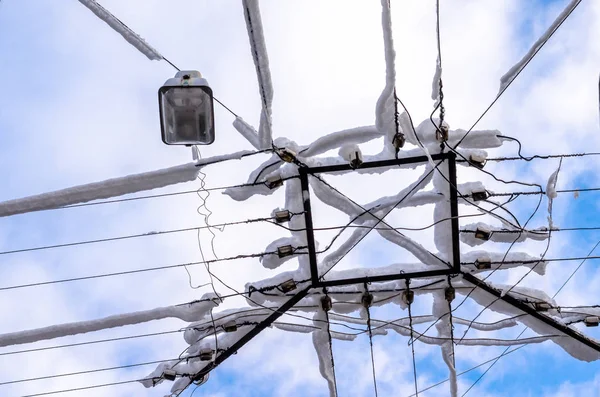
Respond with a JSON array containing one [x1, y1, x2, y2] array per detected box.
[[0, 1, 595, 396]]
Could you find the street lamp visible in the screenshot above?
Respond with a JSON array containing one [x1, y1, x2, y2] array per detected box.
[[159, 70, 215, 145]]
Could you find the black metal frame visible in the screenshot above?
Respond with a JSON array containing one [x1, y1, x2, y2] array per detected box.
[[299, 152, 461, 288]]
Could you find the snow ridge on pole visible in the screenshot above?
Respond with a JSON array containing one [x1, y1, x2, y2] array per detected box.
[[78, 0, 163, 60], [242, 0, 274, 149]]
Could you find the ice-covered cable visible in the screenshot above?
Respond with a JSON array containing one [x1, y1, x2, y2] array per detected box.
[[78, 0, 162, 60]]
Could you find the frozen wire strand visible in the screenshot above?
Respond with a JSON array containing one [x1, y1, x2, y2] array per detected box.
[[406, 280, 419, 397], [460, 255, 600, 265], [0, 214, 300, 256], [461, 226, 600, 234], [66, 174, 299, 210], [489, 186, 600, 197], [494, 135, 600, 162], [0, 251, 285, 292], [458, 151, 600, 162], [447, 276, 456, 368], [407, 345, 526, 397], [452, 0, 582, 150], [462, 238, 600, 395], [310, 173, 449, 267], [364, 284, 379, 397], [323, 289, 340, 397], [0, 329, 182, 357]]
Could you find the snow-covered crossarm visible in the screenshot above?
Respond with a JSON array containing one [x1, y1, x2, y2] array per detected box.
[[0, 150, 259, 218], [78, 0, 162, 60], [0, 294, 219, 348]]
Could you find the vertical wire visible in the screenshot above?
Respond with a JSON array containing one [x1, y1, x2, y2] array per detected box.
[[406, 279, 419, 396], [364, 284, 379, 397], [324, 288, 339, 397]]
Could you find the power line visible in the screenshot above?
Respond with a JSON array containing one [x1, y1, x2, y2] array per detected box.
[[452, 0, 582, 149], [0, 214, 299, 256]]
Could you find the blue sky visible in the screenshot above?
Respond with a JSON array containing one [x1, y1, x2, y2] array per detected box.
[[1, 1, 600, 396]]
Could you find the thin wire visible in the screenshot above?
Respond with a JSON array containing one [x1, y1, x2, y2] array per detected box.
[[323, 289, 339, 397], [0, 329, 182, 357], [452, 0, 582, 149], [406, 280, 419, 397], [162, 58, 239, 118], [462, 238, 600, 395], [406, 345, 526, 396], [19, 378, 150, 397], [364, 284, 379, 397], [0, 251, 286, 292], [0, 215, 291, 256]]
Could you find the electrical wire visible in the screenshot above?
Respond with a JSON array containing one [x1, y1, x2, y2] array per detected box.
[[406, 279, 419, 397], [323, 288, 339, 397], [0, 214, 297, 256], [363, 284, 379, 397], [452, 0, 582, 149]]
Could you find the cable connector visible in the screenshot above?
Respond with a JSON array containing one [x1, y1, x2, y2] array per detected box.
[[584, 316, 600, 327], [277, 245, 294, 258], [274, 210, 291, 223], [278, 148, 297, 163], [279, 279, 297, 293], [266, 174, 284, 189], [321, 295, 333, 312], [474, 226, 491, 241]]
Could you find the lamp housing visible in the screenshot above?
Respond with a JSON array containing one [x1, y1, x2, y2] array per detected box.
[[159, 70, 215, 146]]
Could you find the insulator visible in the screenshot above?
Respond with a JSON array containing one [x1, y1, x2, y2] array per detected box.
[[393, 133, 406, 150], [584, 316, 600, 327], [278, 148, 297, 163], [162, 369, 177, 381], [266, 174, 284, 189], [469, 154, 487, 169], [445, 286, 455, 302], [274, 210, 291, 223], [361, 292, 374, 308], [223, 320, 237, 333], [471, 189, 489, 202], [199, 348, 215, 361], [279, 279, 297, 293], [475, 258, 492, 270], [321, 295, 333, 312], [277, 245, 294, 258], [402, 289, 414, 305], [474, 226, 491, 241]]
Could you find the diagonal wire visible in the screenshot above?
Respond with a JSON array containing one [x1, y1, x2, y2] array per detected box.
[[452, 0, 582, 149], [460, 237, 600, 395]]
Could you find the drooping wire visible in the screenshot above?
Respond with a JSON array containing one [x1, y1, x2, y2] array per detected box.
[[323, 288, 340, 397], [406, 279, 419, 397], [364, 283, 379, 397], [452, 0, 582, 150], [461, 238, 600, 395]]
